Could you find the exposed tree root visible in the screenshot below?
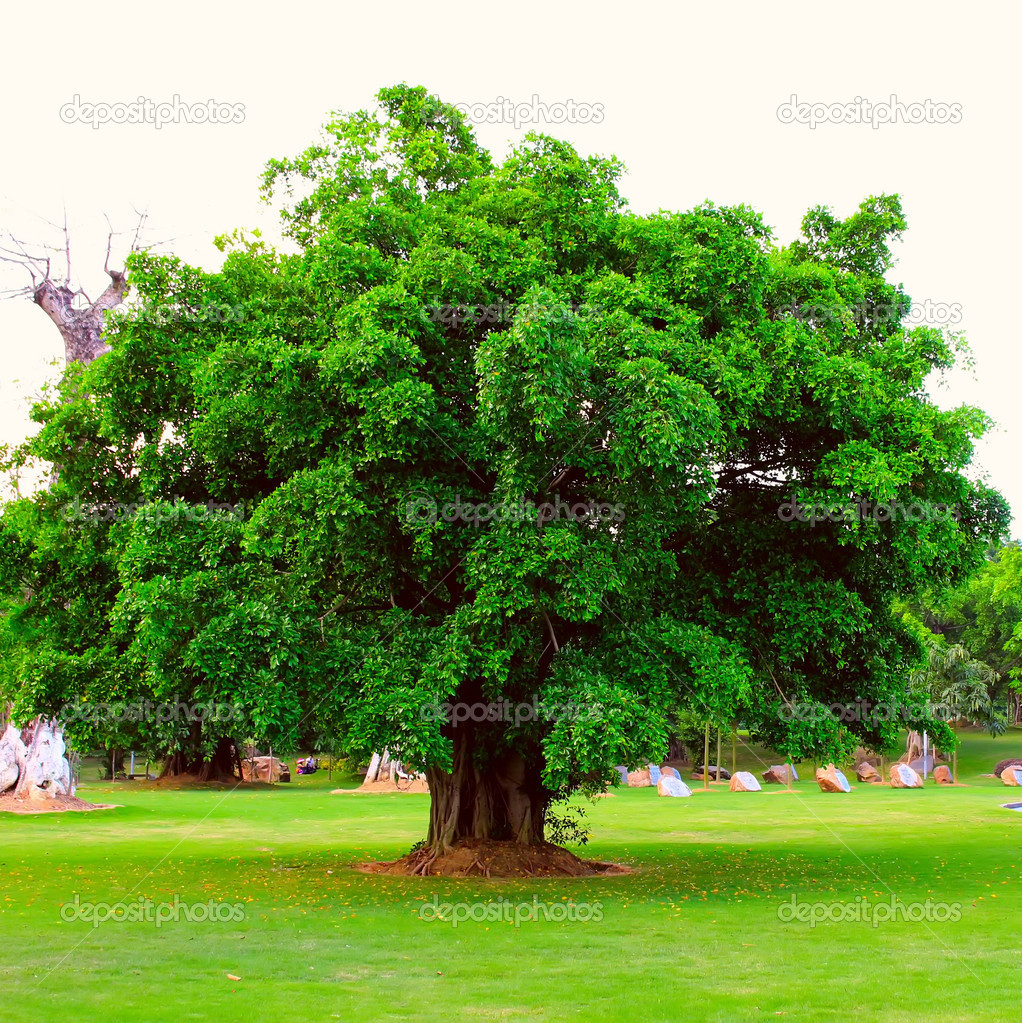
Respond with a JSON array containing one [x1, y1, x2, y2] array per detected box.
[[358, 838, 630, 878]]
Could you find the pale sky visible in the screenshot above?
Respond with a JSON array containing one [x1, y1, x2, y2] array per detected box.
[[1, 1, 1018, 531]]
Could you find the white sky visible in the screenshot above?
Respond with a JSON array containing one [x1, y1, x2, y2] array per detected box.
[[1, 0, 1018, 530]]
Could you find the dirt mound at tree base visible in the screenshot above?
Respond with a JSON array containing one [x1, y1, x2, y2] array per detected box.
[[0, 791, 119, 814], [358, 839, 631, 878]]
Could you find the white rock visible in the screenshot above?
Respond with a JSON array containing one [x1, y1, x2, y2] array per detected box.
[[657, 776, 692, 797]]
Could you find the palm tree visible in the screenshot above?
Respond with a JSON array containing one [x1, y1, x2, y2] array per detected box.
[[910, 638, 1006, 781], [911, 640, 1003, 730]]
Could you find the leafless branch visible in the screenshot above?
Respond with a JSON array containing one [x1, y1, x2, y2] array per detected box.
[[63, 206, 71, 283]]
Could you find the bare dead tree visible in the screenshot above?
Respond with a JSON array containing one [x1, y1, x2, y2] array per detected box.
[[0, 210, 147, 367], [0, 210, 148, 804]]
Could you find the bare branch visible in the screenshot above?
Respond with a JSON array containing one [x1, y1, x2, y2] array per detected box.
[[542, 608, 560, 653], [103, 215, 114, 276], [129, 208, 148, 253], [63, 206, 71, 283]]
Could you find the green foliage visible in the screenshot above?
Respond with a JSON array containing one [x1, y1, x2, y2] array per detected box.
[[0, 84, 1009, 819], [543, 802, 590, 847], [905, 542, 1022, 726]]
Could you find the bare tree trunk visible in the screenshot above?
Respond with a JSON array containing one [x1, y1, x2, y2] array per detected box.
[[2, 234, 135, 786], [32, 268, 127, 365]]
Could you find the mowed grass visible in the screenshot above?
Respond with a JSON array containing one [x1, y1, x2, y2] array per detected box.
[[2, 732, 1021, 1022]]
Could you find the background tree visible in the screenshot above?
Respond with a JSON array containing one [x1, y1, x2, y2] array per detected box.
[[907, 542, 1022, 724]]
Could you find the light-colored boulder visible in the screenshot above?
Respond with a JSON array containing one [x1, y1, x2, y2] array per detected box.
[[627, 768, 652, 788], [855, 761, 881, 783], [657, 776, 692, 797], [242, 756, 289, 783], [889, 763, 923, 789], [12, 719, 75, 801], [932, 765, 953, 784], [816, 764, 851, 793], [0, 723, 25, 793], [763, 764, 798, 785], [1001, 766, 1022, 787], [729, 771, 761, 792], [993, 758, 1022, 778]]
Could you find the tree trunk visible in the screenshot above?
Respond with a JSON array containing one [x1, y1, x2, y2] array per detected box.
[[703, 721, 710, 790], [0, 718, 75, 801], [104, 747, 126, 780], [32, 269, 127, 366], [423, 714, 550, 853], [9, 255, 131, 775], [159, 731, 241, 782]]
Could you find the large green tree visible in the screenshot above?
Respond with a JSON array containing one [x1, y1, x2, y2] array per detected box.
[[0, 85, 1008, 861]]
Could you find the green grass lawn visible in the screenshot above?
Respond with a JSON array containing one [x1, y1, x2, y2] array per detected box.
[[2, 731, 1021, 1022]]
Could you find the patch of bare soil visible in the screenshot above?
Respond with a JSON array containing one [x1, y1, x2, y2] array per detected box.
[[358, 838, 631, 878], [333, 779, 430, 794], [0, 792, 119, 814]]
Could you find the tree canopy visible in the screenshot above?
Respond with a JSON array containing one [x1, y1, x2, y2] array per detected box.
[[0, 84, 1009, 851]]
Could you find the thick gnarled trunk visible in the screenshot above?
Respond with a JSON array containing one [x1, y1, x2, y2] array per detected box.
[[0, 718, 75, 802], [32, 269, 127, 366], [159, 732, 242, 782], [424, 718, 549, 853]]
